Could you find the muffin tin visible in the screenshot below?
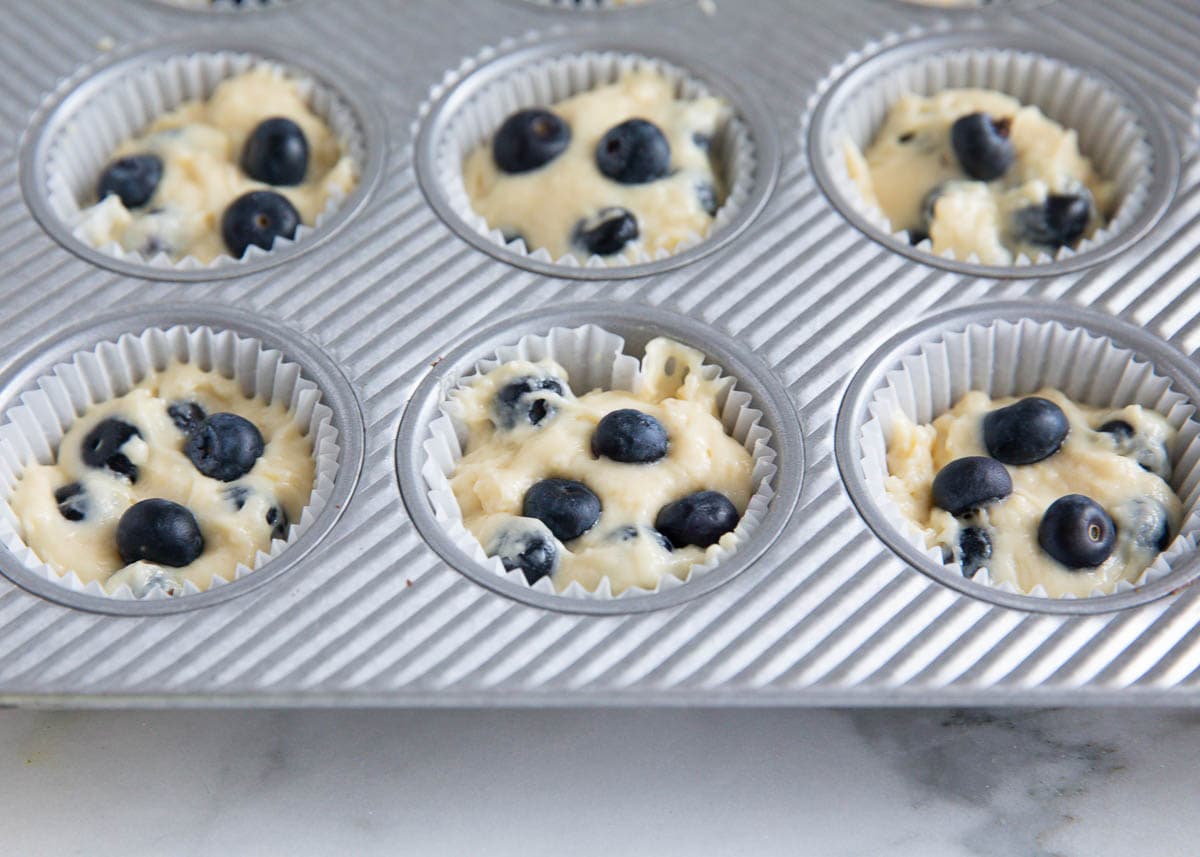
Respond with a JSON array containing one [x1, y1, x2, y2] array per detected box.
[[0, 0, 1199, 706]]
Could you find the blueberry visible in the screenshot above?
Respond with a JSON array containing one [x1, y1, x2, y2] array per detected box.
[[573, 207, 639, 257], [1098, 419, 1135, 443], [220, 190, 300, 258], [54, 482, 87, 522], [522, 478, 602, 542], [983, 397, 1070, 465], [266, 504, 289, 541], [493, 376, 566, 430], [612, 525, 673, 552], [692, 132, 712, 151], [957, 526, 992, 579], [591, 409, 669, 464], [96, 154, 163, 208], [492, 109, 571, 174], [81, 418, 141, 482], [1014, 194, 1091, 249], [490, 525, 559, 585], [116, 499, 205, 568], [185, 412, 264, 482], [949, 112, 1014, 181], [1124, 498, 1171, 552], [224, 484, 250, 510], [241, 117, 309, 186], [1038, 494, 1117, 569], [595, 119, 671, 184], [696, 183, 719, 217], [931, 456, 1013, 516], [909, 186, 944, 245], [168, 401, 207, 434], [655, 490, 740, 549]]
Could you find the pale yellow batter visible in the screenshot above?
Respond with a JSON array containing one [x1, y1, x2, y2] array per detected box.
[[463, 71, 728, 261], [845, 89, 1115, 265], [76, 67, 357, 263], [450, 338, 753, 594], [886, 388, 1180, 596], [10, 363, 314, 595]]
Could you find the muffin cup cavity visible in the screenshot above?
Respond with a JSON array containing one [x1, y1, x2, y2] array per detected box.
[[0, 306, 363, 615], [397, 304, 803, 615], [22, 39, 383, 281], [837, 302, 1200, 614], [807, 31, 1178, 278], [414, 35, 778, 280]]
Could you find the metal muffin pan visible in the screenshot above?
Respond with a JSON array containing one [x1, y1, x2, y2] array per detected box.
[[0, 0, 1198, 706], [396, 302, 804, 615]]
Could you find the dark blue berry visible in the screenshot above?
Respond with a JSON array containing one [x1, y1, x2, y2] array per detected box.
[[612, 526, 673, 552], [241, 117, 309, 186], [225, 484, 250, 511], [1038, 494, 1116, 569], [692, 132, 712, 151], [97, 154, 163, 208], [116, 499, 204, 567], [491, 526, 558, 585], [655, 490, 739, 549], [950, 112, 1014, 181], [54, 482, 87, 522], [957, 526, 992, 579], [168, 401, 207, 434], [221, 190, 300, 258], [573, 207, 639, 257], [492, 109, 571, 174], [1125, 497, 1171, 553], [522, 478, 601, 542], [696, 183, 718, 217], [592, 409, 669, 463], [493, 376, 566, 430], [1098, 419, 1134, 443], [931, 456, 1013, 517], [596, 119, 671, 184], [1014, 194, 1091, 249], [266, 504, 289, 541], [82, 418, 141, 482], [185, 412, 264, 482], [983, 397, 1069, 465]]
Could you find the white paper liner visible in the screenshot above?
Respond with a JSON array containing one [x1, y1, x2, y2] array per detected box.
[[421, 325, 778, 600], [858, 317, 1200, 599], [0, 326, 341, 600], [822, 45, 1154, 268], [43, 51, 365, 272], [521, 0, 654, 7], [430, 49, 757, 269]]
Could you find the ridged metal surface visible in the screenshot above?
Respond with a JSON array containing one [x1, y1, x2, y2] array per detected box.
[[0, 0, 1197, 705]]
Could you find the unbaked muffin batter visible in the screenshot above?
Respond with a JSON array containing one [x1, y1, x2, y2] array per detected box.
[[449, 338, 753, 594], [463, 71, 728, 262], [845, 89, 1114, 265], [10, 363, 314, 595], [886, 388, 1180, 596], [76, 67, 357, 263]]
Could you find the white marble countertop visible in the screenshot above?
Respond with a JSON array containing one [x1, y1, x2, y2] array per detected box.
[[1, 707, 1195, 855]]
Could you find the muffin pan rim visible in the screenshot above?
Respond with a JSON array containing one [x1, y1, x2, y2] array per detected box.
[[411, 32, 782, 281], [17, 32, 388, 283], [395, 301, 805, 615], [0, 302, 366, 616], [805, 27, 1182, 280], [835, 299, 1200, 616]]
